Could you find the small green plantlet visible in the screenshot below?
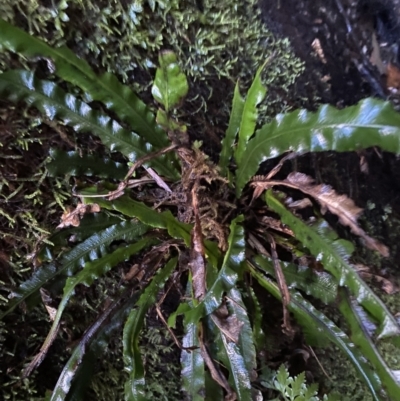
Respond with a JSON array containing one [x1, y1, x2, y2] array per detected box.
[[263, 365, 338, 401], [1, 19, 400, 401]]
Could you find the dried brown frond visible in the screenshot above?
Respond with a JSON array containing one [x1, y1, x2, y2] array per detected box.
[[189, 185, 207, 301], [57, 203, 100, 228], [251, 172, 389, 257], [211, 302, 244, 343]]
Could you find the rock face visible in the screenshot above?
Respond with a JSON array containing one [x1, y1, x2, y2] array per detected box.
[[360, 0, 400, 46], [258, 0, 400, 106]]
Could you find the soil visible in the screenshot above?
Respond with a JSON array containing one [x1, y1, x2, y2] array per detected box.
[[260, 0, 387, 105]]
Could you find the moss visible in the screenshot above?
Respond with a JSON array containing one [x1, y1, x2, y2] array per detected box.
[[85, 322, 181, 400], [316, 346, 373, 401], [0, 0, 307, 162], [0, 0, 304, 105]]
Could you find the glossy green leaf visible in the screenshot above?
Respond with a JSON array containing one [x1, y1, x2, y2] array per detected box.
[[0, 18, 169, 148], [0, 220, 147, 320], [205, 371, 224, 401], [47, 149, 128, 180], [168, 302, 191, 329], [311, 219, 355, 260], [38, 213, 122, 261], [151, 51, 189, 112], [0, 70, 178, 179], [219, 81, 245, 176], [123, 257, 177, 401], [235, 63, 267, 165], [62, 349, 96, 401], [246, 287, 266, 352], [236, 98, 400, 195], [248, 263, 383, 401], [266, 190, 400, 345], [180, 280, 205, 400], [50, 290, 140, 401], [206, 312, 253, 401], [226, 288, 257, 376], [181, 320, 205, 401], [339, 289, 400, 401], [82, 191, 192, 244], [80, 188, 222, 267], [185, 215, 245, 323], [253, 254, 338, 304], [28, 238, 152, 375]]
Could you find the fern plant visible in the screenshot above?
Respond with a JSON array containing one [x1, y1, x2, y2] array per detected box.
[[261, 365, 338, 401], [1, 19, 400, 401]]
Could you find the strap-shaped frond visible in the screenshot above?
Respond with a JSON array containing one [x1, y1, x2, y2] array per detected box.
[[0, 220, 147, 320], [234, 63, 267, 165], [0, 70, 179, 179], [79, 188, 222, 267], [181, 319, 205, 401], [37, 213, 123, 262], [339, 288, 400, 401], [205, 299, 253, 401], [25, 238, 154, 376], [185, 215, 245, 324], [266, 190, 400, 344], [254, 254, 338, 304], [219, 81, 245, 176], [50, 291, 141, 401], [236, 98, 400, 195], [248, 263, 383, 401], [123, 258, 177, 401], [47, 149, 128, 180], [0, 18, 170, 149]]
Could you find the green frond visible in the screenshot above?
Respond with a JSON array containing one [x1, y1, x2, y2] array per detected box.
[[219, 81, 245, 177], [226, 288, 257, 376], [47, 149, 129, 180], [246, 287, 267, 352], [181, 320, 205, 401], [152, 51, 189, 113], [248, 263, 383, 401], [38, 213, 123, 262], [236, 98, 400, 195], [0, 18, 170, 149], [123, 257, 177, 401], [50, 291, 141, 401], [27, 238, 153, 376], [80, 188, 222, 266], [0, 70, 178, 179], [0, 220, 147, 320], [270, 365, 328, 401], [339, 288, 400, 401], [234, 63, 267, 165], [206, 308, 253, 401], [185, 215, 245, 324], [81, 190, 192, 245], [253, 254, 338, 304], [266, 190, 400, 345]]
